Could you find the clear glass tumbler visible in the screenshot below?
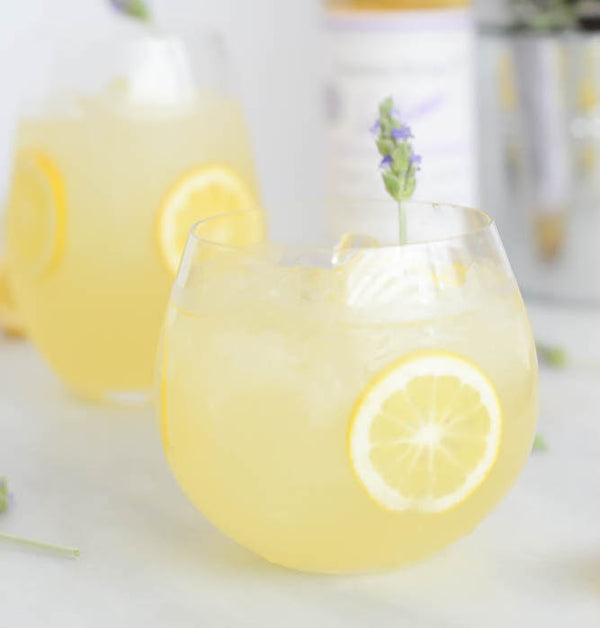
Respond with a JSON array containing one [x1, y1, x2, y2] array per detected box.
[[5, 28, 261, 402], [158, 201, 538, 573]]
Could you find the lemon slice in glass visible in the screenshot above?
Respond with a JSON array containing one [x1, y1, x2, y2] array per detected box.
[[6, 151, 67, 276], [348, 351, 502, 513], [156, 164, 261, 274]]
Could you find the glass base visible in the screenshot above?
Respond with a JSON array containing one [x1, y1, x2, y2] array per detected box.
[[71, 388, 152, 407], [103, 390, 151, 407]]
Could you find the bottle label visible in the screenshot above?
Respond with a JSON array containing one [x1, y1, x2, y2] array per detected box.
[[325, 9, 477, 207]]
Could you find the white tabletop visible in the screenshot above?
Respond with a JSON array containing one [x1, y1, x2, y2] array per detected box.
[[0, 302, 599, 628]]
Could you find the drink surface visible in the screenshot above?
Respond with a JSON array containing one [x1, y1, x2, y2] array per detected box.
[[6, 89, 257, 399], [160, 251, 538, 572]]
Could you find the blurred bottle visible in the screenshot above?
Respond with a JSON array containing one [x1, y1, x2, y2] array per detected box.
[[571, 1, 600, 204], [480, 9, 571, 268], [513, 35, 572, 263], [324, 0, 477, 230]]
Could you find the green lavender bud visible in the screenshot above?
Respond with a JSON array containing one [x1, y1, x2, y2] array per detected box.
[[0, 478, 8, 513], [536, 343, 568, 368], [109, 0, 151, 21], [372, 96, 423, 244]]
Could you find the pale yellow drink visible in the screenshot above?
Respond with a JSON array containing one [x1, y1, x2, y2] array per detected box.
[[6, 90, 259, 400], [159, 208, 538, 573]]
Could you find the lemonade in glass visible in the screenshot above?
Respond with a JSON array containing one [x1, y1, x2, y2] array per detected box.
[[158, 202, 538, 573], [5, 31, 261, 401]]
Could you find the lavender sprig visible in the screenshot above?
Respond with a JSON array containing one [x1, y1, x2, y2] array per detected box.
[[0, 533, 80, 558], [110, 0, 151, 20], [0, 478, 80, 558], [372, 97, 421, 244]]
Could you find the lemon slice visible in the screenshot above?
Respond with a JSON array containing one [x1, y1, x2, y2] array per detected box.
[[6, 151, 67, 276], [156, 164, 261, 274], [348, 351, 502, 513]]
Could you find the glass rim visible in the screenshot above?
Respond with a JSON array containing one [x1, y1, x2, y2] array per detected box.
[[30, 22, 228, 51], [187, 201, 496, 253], [19, 24, 234, 113]]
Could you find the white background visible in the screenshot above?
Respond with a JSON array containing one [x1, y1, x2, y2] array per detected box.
[[0, 0, 326, 233]]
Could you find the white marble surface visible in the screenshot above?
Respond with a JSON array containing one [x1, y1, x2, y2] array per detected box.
[[0, 303, 599, 627]]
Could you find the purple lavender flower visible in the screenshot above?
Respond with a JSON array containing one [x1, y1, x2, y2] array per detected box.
[[0, 478, 10, 513], [370, 120, 381, 135], [380, 155, 393, 169], [391, 127, 413, 141], [373, 96, 420, 207]]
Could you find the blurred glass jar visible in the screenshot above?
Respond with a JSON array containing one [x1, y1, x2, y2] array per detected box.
[[478, 10, 600, 303]]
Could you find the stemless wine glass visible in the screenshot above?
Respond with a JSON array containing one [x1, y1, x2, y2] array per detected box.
[[5, 26, 262, 402], [158, 201, 538, 573]]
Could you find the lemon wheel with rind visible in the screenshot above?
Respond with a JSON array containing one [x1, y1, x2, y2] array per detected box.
[[348, 351, 502, 514], [6, 151, 67, 277], [156, 164, 262, 274]]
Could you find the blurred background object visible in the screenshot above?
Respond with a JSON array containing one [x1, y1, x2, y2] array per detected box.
[[4, 0, 600, 304], [2, 6, 266, 401], [0, 0, 325, 245], [324, 0, 477, 235], [479, 0, 600, 302]]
